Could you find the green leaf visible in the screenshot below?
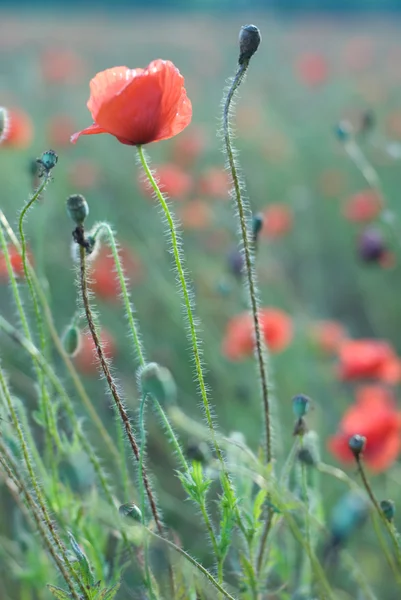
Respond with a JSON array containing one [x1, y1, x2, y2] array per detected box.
[[97, 582, 121, 600], [47, 585, 71, 599], [68, 532, 95, 588], [253, 489, 267, 523]]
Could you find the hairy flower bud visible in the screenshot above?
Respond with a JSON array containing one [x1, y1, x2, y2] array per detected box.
[[380, 499, 395, 522], [139, 362, 177, 406], [119, 503, 142, 523], [348, 434, 366, 459], [67, 194, 89, 226], [62, 324, 81, 357], [238, 25, 261, 65]]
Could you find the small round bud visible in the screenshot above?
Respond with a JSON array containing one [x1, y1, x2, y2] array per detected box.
[[292, 394, 311, 419], [334, 120, 352, 142], [67, 194, 89, 226], [38, 149, 58, 171], [139, 362, 177, 406], [380, 499, 395, 522], [119, 503, 142, 523], [62, 324, 81, 357], [239, 24, 261, 65], [358, 228, 386, 263], [186, 440, 211, 464], [348, 434, 366, 459], [252, 213, 264, 242], [0, 107, 9, 144]]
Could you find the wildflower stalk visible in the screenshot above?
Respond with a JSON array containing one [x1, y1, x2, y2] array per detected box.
[[298, 435, 312, 594], [0, 439, 81, 600], [355, 455, 401, 569], [0, 362, 88, 598], [78, 242, 163, 534], [0, 209, 119, 464], [222, 27, 274, 570]]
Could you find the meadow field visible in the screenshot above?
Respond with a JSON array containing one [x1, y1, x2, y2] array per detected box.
[[2, 10, 401, 600]]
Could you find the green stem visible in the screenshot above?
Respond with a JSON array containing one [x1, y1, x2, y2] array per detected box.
[[0, 363, 88, 598], [299, 436, 312, 593], [78, 243, 163, 534], [0, 440, 81, 600]]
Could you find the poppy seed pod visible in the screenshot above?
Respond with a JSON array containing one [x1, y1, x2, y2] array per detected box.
[[0, 107, 8, 143], [348, 434, 366, 459], [139, 362, 177, 406], [238, 25, 261, 65], [67, 194, 89, 226]]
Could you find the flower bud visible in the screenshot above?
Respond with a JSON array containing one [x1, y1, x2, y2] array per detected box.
[[62, 324, 81, 357], [252, 213, 264, 243], [334, 120, 352, 142], [139, 362, 177, 406], [348, 434, 366, 459], [0, 107, 9, 144], [38, 149, 58, 172], [186, 440, 211, 464], [380, 499, 395, 522], [227, 247, 244, 279], [292, 394, 311, 419], [358, 228, 386, 263], [119, 503, 142, 523], [67, 194, 89, 226], [238, 25, 261, 65]]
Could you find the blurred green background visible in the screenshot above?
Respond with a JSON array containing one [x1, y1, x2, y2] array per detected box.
[[2, 5, 401, 598]]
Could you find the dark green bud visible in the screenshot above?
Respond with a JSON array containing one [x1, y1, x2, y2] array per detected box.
[[67, 194, 89, 226], [297, 446, 316, 467], [38, 149, 58, 171], [62, 324, 81, 357], [252, 213, 264, 242], [239, 24, 261, 65], [334, 120, 352, 142], [119, 503, 142, 523], [292, 394, 311, 419], [348, 434, 366, 459], [380, 499, 395, 522], [139, 362, 177, 406]]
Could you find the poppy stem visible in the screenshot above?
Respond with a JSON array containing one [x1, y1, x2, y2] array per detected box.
[[78, 242, 164, 535], [356, 456, 401, 570], [223, 59, 274, 572]]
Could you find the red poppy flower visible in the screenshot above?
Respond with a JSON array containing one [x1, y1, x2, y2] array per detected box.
[[178, 199, 212, 230], [198, 168, 230, 199], [0, 245, 32, 279], [328, 385, 401, 472], [1, 108, 33, 148], [343, 190, 382, 223], [337, 339, 401, 383], [71, 60, 192, 146], [90, 246, 142, 302], [311, 320, 348, 355], [47, 114, 76, 148], [262, 204, 293, 239], [222, 308, 293, 361], [74, 329, 116, 375], [170, 125, 206, 167], [139, 163, 192, 200], [295, 53, 328, 86]]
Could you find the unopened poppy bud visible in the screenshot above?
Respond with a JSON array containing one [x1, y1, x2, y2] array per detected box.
[[139, 362, 177, 406], [67, 194, 89, 226], [380, 499, 395, 522], [62, 324, 81, 357], [292, 394, 311, 419], [252, 213, 264, 243], [297, 446, 316, 466], [119, 503, 142, 523], [38, 149, 58, 172], [334, 120, 352, 142], [0, 107, 8, 144], [238, 25, 261, 65], [348, 434, 366, 459], [358, 228, 386, 263]]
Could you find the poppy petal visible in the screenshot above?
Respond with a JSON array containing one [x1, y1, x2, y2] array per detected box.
[[87, 66, 142, 120], [70, 123, 108, 144]]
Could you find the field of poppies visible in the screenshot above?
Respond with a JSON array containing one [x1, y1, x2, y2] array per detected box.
[[2, 10, 401, 600]]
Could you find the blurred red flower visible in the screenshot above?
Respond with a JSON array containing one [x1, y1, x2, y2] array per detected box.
[[262, 204, 293, 239], [222, 308, 293, 361], [90, 246, 142, 302], [343, 190, 382, 222], [295, 53, 328, 86], [178, 199, 212, 230], [198, 168, 230, 200], [68, 159, 101, 189], [342, 37, 375, 72], [338, 339, 401, 383], [311, 320, 348, 355], [71, 60, 192, 146], [328, 385, 401, 472], [170, 125, 206, 167], [41, 48, 85, 84], [140, 163, 192, 199], [74, 329, 116, 376], [1, 108, 33, 148], [47, 114, 76, 148], [0, 245, 32, 279]]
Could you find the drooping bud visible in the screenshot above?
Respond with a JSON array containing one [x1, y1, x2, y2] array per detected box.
[[62, 324, 81, 357], [139, 362, 177, 406], [67, 194, 89, 226], [0, 107, 9, 144], [348, 434, 366, 460], [380, 499, 395, 522], [238, 25, 261, 65], [119, 503, 142, 523]]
